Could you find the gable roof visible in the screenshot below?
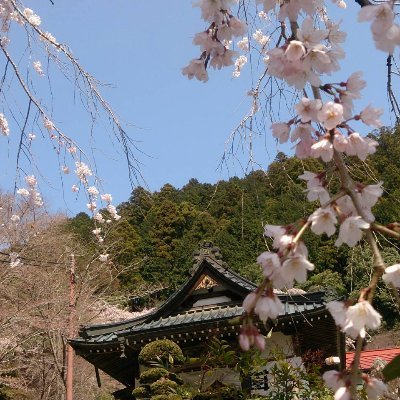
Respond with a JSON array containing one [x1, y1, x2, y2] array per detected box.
[[70, 243, 333, 387], [74, 246, 327, 344]]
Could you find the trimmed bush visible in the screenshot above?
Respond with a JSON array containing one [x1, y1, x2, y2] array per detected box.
[[139, 339, 184, 366], [139, 367, 169, 384], [132, 386, 150, 399], [150, 378, 178, 395]]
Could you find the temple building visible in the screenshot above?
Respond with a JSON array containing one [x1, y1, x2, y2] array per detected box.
[[70, 242, 344, 399]]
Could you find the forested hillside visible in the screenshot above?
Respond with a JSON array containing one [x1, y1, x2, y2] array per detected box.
[[70, 126, 400, 328]]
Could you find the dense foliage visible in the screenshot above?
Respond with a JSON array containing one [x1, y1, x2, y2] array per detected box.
[[69, 127, 400, 327]]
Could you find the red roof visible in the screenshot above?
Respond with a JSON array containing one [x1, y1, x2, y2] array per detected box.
[[346, 348, 400, 370]]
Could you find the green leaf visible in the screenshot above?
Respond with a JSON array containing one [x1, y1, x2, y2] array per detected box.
[[168, 354, 174, 365], [382, 355, 400, 382]]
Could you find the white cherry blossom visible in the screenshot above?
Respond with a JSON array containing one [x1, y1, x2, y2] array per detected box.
[[343, 300, 381, 338], [357, 182, 383, 208], [281, 255, 315, 287], [17, 188, 29, 197], [308, 207, 337, 236], [0, 113, 9, 136], [327, 301, 348, 328], [254, 293, 284, 321], [335, 216, 369, 247], [382, 264, 400, 287], [311, 137, 334, 162]]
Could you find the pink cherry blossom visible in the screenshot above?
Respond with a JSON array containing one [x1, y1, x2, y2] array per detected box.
[[345, 71, 366, 99], [357, 182, 383, 208], [333, 132, 348, 152], [363, 375, 388, 399], [182, 59, 208, 82], [242, 291, 257, 313], [297, 17, 328, 48], [345, 132, 374, 161], [317, 101, 344, 130], [254, 293, 284, 321], [257, 252, 281, 277], [360, 104, 383, 128], [285, 40, 306, 61], [311, 137, 334, 162], [323, 370, 345, 392], [335, 216, 369, 247], [295, 98, 322, 123], [271, 122, 290, 143]]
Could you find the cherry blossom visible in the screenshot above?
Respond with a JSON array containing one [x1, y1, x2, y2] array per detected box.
[[10, 214, 20, 223], [382, 264, 400, 287], [281, 254, 315, 287], [75, 161, 92, 181], [101, 193, 113, 203], [99, 254, 109, 262], [363, 375, 388, 399], [254, 293, 284, 321], [311, 137, 334, 162], [344, 300, 381, 339], [33, 60, 44, 76], [317, 102, 344, 130], [239, 325, 265, 351], [360, 104, 383, 128], [326, 300, 348, 328], [357, 182, 383, 208], [345, 132, 377, 161], [344, 71, 366, 99], [308, 207, 337, 236], [295, 98, 322, 123], [322, 370, 346, 392], [88, 186, 99, 199], [271, 122, 290, 143], [335, 216, 369, 247], [182, 59, 208, 82], [285, 40, 306, 61], [16, 188, 30, 197], [0, 113, 9, 136], [233, 55, 247, 77]]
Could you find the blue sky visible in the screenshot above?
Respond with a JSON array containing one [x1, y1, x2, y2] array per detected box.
[[1, 1, 396, 215]]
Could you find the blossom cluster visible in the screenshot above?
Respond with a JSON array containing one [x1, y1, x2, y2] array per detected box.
[[265, 16, 346, 89], [271, 72, 382, 165], [323, 370, 387, 400], [16, 174, 44, 208], [359, 3, 400, 55], [182, 0, 246, 82]]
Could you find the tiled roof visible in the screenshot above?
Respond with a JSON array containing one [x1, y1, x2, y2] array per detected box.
[[72, 295, 327, 345], [346, 348, 400, 370]]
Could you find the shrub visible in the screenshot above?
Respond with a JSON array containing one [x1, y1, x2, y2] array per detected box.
[[139, 339, 184, 366], [150, 378, 178, 395], [139, 367, 169, 384], [132, 385, 150, 399]]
